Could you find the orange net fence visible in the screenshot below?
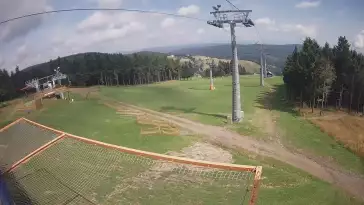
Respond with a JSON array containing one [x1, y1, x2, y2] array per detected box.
[[0, 118, 262, 205]]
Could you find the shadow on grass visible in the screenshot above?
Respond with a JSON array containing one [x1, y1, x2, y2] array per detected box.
[[224, 85, 261, 88], [254, 83, 299, 116], [256, 84, 364, 173], [160, 106, 227, 120], [187, 87, 209, 91]]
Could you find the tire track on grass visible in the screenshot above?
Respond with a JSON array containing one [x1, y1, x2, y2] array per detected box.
[[115, 101, 364, 201]]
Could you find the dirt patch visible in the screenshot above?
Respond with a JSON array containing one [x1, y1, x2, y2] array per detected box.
[[252, 107, 281, 143], [300, 108, 364, 157], [115, 101, 364, 201], [105, 142, 235, 202], [70, 87, 100, 99], [253, 86, 283, 145], [167, 142, 233, 163], [299, 108, 349, 120], [136, 142, 234, 184]]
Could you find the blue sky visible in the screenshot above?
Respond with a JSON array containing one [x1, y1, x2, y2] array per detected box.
[[0, 0, 363, 71]]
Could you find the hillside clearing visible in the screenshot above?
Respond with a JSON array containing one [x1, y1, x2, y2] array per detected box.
[[100, 76, 364, 176], [301, 109, 364, 157], [174, 55, 261, 74], [1, 91, 362, 204]]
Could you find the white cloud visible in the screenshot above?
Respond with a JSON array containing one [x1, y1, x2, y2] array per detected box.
[[177, 5, 200, 16], [255, 16, 317, 38], [77, 11, 136, 32], [14, 44, 29, 64], [197, 28, 205, 34], [75, 12, 146, 45], [255, 18, 280, 31], [16, 44, 27, 54], [295, 1, 321, 8], [0, 0, 50, 42], [255, 18, 275, 26], [160, 18, 176, 28], [98, 0, 123, 8], [280, 24, 317, 37], [0, 57, 4, 68], [354, 30, 364, 49], [48, 11, 211, 57], [77, 12, 113, 31]]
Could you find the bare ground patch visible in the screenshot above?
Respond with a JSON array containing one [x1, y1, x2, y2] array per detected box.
[[103, 142, 251, 204]]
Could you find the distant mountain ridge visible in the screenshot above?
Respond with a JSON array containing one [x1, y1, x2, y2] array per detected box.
[[22, 44, 299, 76], [147, 44, 301, 74]]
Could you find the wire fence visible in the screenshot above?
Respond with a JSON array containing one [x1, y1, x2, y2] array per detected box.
[[0, 120, 59, 171], [0, 119, 261, 205]]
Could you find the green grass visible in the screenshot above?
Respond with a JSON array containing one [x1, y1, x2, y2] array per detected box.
[[100, 76, 364, 175], [19, 136, 361, 205], [2, 90, 363, 204], [234, 153, 362, 205], [267, 82, 364, 175], [176, 55, 261, 74], [23, 94, 193, 154], [101, 76, 266, 126]]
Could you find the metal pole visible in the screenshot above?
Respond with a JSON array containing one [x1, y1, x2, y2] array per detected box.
[[264, 54, 267, 78], [260, 51, 264, 86], [209, 66, 214, 90], [35, 80, 40, 93], [230, 23, 242, 122], [208, 5, 253, 123], [208, 58, 215, 90]]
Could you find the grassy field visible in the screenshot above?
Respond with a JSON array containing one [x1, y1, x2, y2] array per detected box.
[[10, 136, 361, 205], [100, 76, 364, 175], [177, 55, 261, 74], [1, 86, 364, 204], [30, 95, 193, 153]]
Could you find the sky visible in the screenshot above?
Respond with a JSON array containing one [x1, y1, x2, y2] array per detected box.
[[0, 0, 364, 71]]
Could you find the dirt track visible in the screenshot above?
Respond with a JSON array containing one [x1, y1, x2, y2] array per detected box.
[[117, 102, 364, 200], [70, 88, 364, 200]]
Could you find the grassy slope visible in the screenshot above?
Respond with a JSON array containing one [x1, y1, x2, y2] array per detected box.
[[1, 92, 362, 204], [266, 79, 364, 174], [101, 76, 262, 125], [178, 55, 261, 74], [101, 76, 364, 175], [235, 154, 361, 205], [26, 95, 192, 154]]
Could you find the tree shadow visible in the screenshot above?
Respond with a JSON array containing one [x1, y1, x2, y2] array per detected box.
[[187, 87, 209, 91], [257, 85, 364, 170], [224, 84, 261, 88], [254, 83, 300, 116], [1, 171, 37, 205], [160, 106, 227, 120]]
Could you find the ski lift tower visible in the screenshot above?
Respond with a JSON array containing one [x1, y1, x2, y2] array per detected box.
[[52, 67, 67, 99], [25, 78, 40, 93], [207, 5, 254, 123], [52, 67, 67, 87]]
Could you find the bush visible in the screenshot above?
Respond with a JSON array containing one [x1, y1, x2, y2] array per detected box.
[[0, 102, 9, 108]]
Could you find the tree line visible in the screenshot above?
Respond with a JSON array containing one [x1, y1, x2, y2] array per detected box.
[[283, 36, 364, 113], [0, 52, 247, 102]]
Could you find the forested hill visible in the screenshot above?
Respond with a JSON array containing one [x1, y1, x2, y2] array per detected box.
[[164, 44, 301, 74], [18, 51, 173, 86], [283, 36, 364, 113], [0, 51, 249, 101]]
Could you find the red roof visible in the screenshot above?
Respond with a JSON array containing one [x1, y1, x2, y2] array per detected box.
[[19, 85, 32, 91]]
